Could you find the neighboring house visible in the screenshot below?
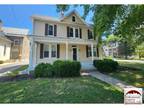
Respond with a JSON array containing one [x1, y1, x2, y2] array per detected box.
[[103, 42, 119, 57], [29, 10, 99, 70], [0, 20, 30, 63], [0, 32, 12, 61]]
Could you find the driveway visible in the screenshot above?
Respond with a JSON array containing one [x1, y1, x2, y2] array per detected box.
[[0, 63, 27, 74]]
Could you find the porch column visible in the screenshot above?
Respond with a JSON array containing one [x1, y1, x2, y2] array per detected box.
[[91, 43, 94, 61], [66, 42, 68, 60], [33, 42, 37, 67], [28, 36, 34, 71]]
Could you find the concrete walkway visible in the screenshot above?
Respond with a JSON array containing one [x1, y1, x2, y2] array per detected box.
[[82, 71, 135, 90]]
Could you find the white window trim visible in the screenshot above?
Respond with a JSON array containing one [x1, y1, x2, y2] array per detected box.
[[48, 24, 54, 36], [69, 27, 80, 39], [71, 46, 79, 61], [43, 44, 57, 59]]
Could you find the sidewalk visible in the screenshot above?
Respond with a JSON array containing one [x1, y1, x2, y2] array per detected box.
[[82, 71, 135, 90]]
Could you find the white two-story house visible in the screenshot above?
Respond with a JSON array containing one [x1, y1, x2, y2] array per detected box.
[[29, 10, 98, 70]]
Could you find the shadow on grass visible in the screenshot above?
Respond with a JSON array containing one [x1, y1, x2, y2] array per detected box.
[[0, 77, 123, 103]]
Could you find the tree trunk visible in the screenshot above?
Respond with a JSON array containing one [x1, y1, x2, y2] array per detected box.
[[124, 41, 128, 59]]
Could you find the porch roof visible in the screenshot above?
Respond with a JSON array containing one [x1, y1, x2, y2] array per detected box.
[[32, 36, 97, 45]]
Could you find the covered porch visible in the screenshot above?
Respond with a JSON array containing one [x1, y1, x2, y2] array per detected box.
[[29, 36, 98, 70]]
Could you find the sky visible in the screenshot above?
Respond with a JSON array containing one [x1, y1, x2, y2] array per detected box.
[[0, 5, 93, 33]]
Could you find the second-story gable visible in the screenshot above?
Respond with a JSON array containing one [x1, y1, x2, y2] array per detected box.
[[32, 10, 94, 40]]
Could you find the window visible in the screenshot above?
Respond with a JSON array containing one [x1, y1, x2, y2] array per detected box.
[[88, 30, 93, 39], [93, 46, 97, 57], [75, 29, 79, 37], [69, 27, 73, 37], [14, 39, 20, 46], [44, 45, 49, 58], [48, 25, 53, 35], [51, 44, 57, 57], [88, 46, 92, 57], [72, 16, 75, 22], [3, 45, 6, 56]]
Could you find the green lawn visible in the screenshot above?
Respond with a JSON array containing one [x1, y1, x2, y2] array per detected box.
[[0, 77, 123, 103], [108, 61, 144, 88]]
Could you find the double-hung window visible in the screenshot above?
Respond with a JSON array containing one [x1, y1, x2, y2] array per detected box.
[[93, 46, 97, 57], [44, 45, 49, 58], [75, 28, 79, 37], [88, 46, 92, 57], [48, 25, 53, 35], [51, 44, 57, 58], [69, 27, 73, 37]]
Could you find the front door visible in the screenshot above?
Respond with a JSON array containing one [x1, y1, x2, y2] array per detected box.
[[73, 48, 77, 61]]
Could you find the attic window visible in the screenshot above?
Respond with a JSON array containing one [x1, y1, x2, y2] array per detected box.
[[72, 16, 75, 22]]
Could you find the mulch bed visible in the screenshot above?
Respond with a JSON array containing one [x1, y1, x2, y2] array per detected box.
[[0, 74, 34, 82]]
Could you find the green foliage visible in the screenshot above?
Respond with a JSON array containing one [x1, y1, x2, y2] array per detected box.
[[56, 5, 69, 13], [35, 63, 53, 78], [0, 60, 3, 64], [35, 60, 81, 78], [135, 42, 144, 59], [93, 59, 119, 72], [53, 60, 81, 77]]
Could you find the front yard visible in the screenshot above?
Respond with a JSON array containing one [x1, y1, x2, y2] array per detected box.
[[0, 77, 123, 103], [108, 61, 144, 88]]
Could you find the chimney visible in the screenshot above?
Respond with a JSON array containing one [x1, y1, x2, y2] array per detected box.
[[60, 11, 64, 18], [0, 19, 2, 32]]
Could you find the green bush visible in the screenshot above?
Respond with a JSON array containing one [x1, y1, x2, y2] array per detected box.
[[0, 60, 4, 64], [93, 59, 119, 73], [53, 60, 81, 77], [34, 60, 81, 78], [34, 63, 53, 78]]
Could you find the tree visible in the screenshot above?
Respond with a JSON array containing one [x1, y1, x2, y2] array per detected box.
[[135, 42, 144, 59], [56, 5, 70, 16]]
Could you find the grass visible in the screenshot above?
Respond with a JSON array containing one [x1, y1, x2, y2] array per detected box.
[[0, 77, 123, 103], [108, 61, 144, 88], [6, 65, 28, 76]]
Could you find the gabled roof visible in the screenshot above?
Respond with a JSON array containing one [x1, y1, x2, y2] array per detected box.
[[2, 27, 29, 36], [60, 10, 87, 25], [31, 10, 93, 28], [31, 15, 60, 22]]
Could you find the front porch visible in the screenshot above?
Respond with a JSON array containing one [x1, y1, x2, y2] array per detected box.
[[29, 36, 98, 70]]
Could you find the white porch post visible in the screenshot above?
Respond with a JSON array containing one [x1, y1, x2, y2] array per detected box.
[[28, 36, 34, 72], [66, 42, 68, 60], [33, 42, 37, 67], [91, 43, 94, 61]]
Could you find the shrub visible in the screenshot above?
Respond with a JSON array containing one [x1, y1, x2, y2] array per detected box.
[[53, 60, 81, 77], [34, 63, 53, 78], [93, 59, 119, 73], [0, 60, 3, 64]]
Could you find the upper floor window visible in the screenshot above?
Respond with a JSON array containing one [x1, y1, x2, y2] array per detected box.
[[75, 29, 79, 37], [69, 27, 73, 37], [48, 25, 53, 35], [72, 16, 75, 22], [14, 39, 20, 46], [88, 29, 93, 39]]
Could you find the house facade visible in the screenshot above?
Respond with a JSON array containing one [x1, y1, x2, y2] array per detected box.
[[29, 11, 98, 70], [0, 20, 30, 63]]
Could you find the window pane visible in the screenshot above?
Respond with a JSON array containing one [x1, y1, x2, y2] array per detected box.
[[72, 16, 75, 22], [88, 46, 91, 57], [75, 29, 79, 37], [48, 25, 53, 35], [44, 45, 49, 58], [70, 28, 73, 37], [94, 47, 97, 56], [51, 44, 57, 57]]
